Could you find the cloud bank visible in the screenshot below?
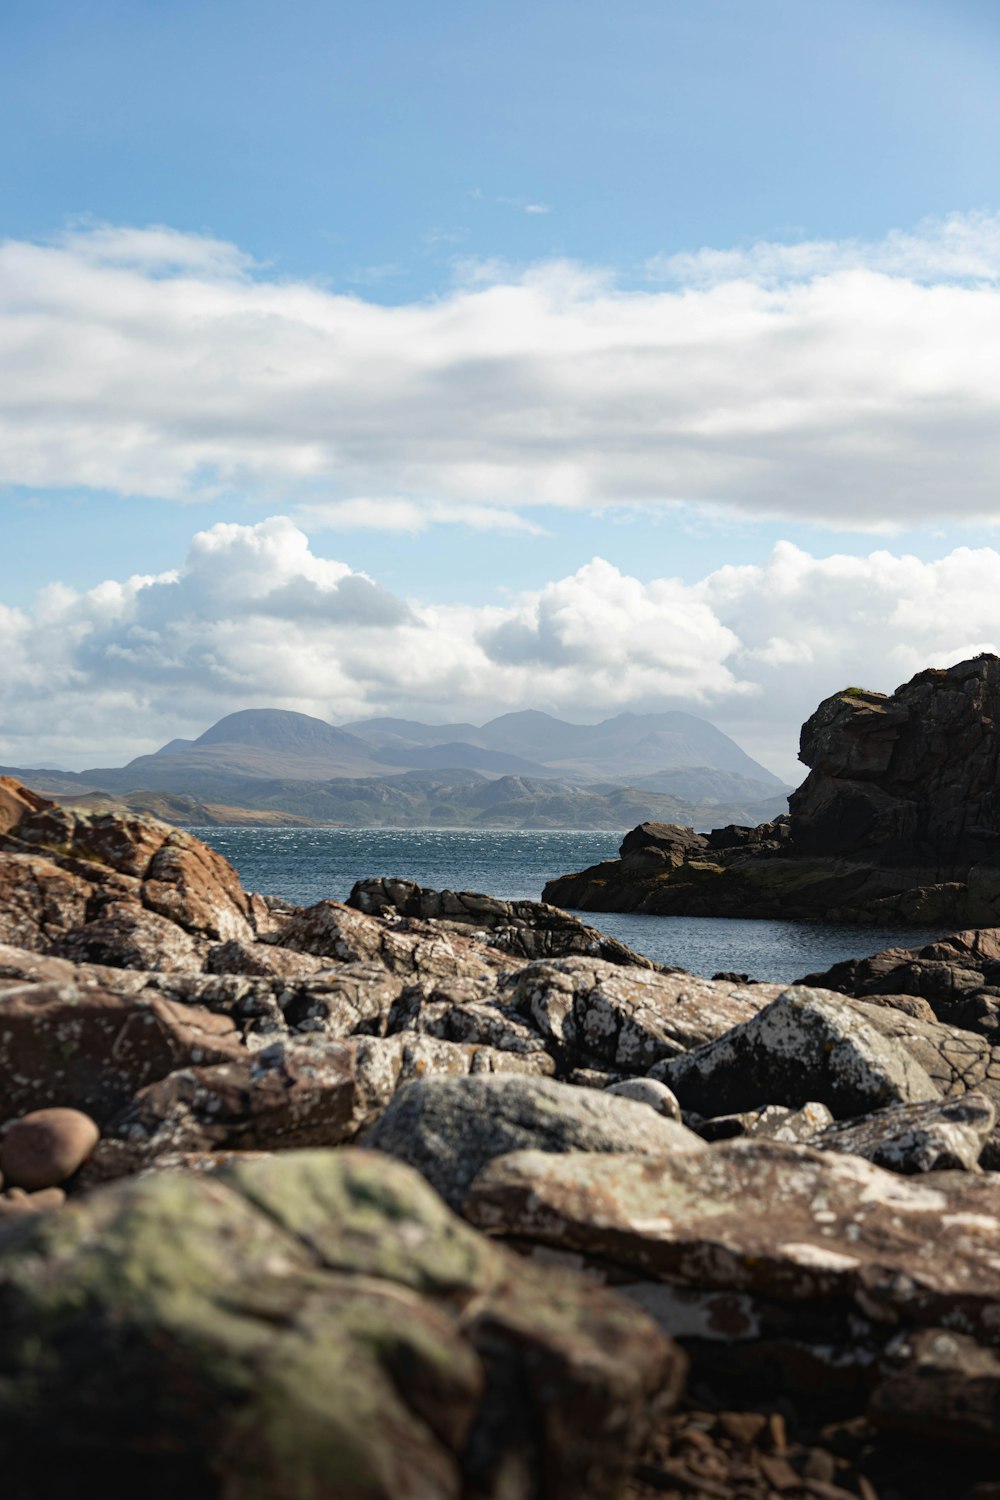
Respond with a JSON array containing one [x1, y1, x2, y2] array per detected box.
[[3, 517, 999, 779], [4, 216, 1000, 527]]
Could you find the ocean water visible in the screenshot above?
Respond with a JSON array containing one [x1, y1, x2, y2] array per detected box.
[[195, 826, 948, 985]]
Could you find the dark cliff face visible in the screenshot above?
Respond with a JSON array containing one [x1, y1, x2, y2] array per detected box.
[[789, 655, 1000, 868]]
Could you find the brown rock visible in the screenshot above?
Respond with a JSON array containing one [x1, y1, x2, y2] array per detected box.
[[0, 981, 244, 1126], [0, 1107, 100, 1188], [0, 777, 56, 836]]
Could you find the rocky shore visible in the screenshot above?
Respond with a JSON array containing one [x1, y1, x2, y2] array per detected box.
[[3, 776, 1000, 1495], [544, 654, 1000, 927]]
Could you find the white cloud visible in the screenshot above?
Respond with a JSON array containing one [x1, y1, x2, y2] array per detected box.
[[4, 216, 1000, 527], [3, 517, 1000, 781]]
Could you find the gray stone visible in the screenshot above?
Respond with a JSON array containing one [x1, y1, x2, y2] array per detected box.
[[657, 986, 941, 1119], [604, 1078, 682, 1120], [509, 957, 780, 1075], [814, 1091, 996, 1174], [365, 1073, 705, 1210]]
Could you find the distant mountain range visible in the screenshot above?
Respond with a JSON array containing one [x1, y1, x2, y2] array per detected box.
[[4, 707, 793, 830]]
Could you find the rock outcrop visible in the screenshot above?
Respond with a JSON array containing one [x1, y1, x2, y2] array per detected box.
[[4, 778, 1000, 1491], [543, 654, 1000, 926]]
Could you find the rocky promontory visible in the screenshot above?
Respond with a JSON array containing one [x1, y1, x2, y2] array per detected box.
[[544, 653, 1000, 926], [4, 775, 1000, 1494]]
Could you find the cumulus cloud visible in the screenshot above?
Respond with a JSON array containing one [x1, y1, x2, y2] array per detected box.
[[5, 216, 1000, 527], [3, 516, 1000, 779]]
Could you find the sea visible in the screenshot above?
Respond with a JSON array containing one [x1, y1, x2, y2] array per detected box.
[[194, 825, 949, 985]]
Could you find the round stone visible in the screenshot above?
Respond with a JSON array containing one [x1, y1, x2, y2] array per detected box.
[[0, 1108, 100, 1190]]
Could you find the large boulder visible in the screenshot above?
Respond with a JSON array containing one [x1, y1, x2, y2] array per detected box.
[[507, 957, 780, 1075], [656, 986, 941, 1119], [365, 1073, 705, 1210], [0, 1150, 684, 1499]]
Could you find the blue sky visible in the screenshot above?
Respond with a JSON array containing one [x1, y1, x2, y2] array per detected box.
[[3, 0, 1000, 776]]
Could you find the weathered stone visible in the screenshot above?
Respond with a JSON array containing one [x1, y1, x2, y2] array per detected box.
[[814, 1092, 996, 1174], [870, 1328, 1000, 1451], [618, 822, 709, 870], [203, 938, 330, 979], [0, 981, 243, 1126], [509, 957, 780, 1075], [0, 1150, 683, 1499], [54, 898, 206, 971], [604, 1078, 682, 1120], [464, 1139, 1000, 1353], [694, 1100, 834, 1143], [366, 1073, 705, 1210], [0, 1107, 100, 1189], [0, 776, 56, 835], [349, 877, 663, 969], [657, 986, 941, 1119], [275, 898, 506, 982]]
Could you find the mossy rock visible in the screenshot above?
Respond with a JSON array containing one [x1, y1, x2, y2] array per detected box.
[[0, 1149, 678, 1500]]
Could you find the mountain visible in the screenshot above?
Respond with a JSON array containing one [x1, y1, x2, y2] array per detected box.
[[1, 705, 792, 828]]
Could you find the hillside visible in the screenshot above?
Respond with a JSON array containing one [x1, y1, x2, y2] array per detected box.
[[2, 706, 791, 828]]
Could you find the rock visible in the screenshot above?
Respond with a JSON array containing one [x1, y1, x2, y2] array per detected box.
[[274, 898, 506, 982], [349, 877, 663, 969], [604, 1078, 682, 1120], [694, 1100, 834, 1143], [85, 1039, 362, 1178], [813, 1092, 996, 1174], [0, 775, 56, 835], [365, 1073, 706, 1210], [656, 986, 941, 1119], [802, 927, 1000, 1041], [542, 655, 1000, 925], [0, 1107, 100, 1189], [0, 1185, 66, 1216], [464, 1139, 1000, 1399], [0, 981, 244, 1126], [617, 823, 709, 870], [870, 1328, 1000, 1451], [508, 957, 781, 1075], [0, 1149, 684, 1498]]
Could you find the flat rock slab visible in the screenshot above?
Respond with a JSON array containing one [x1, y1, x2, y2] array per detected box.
[[464, 1138, 1000, 1344], [0, 1148, 683, 1500], [657, 986, 941, 1118], [366, 1073, 705, 1210]]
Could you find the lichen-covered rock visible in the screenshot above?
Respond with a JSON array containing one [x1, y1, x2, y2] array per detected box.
[[657, 986, 941, 1119], [508, 957, 780, 1075], [0, 1150, 684, 1499], [0, 981, 244, 1126], [603, 1078, 682, 1120], [694, 1100, 834, 1143], [349, 876, 662, 969], [814, 1092, 996, 1174], [275, 898, 507, 981], [464, 1139, 1000, 1358], [365, 1073, 705, 1210]]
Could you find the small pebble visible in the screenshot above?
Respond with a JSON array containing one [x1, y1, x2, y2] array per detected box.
[[0, 1108, 100, 1190]]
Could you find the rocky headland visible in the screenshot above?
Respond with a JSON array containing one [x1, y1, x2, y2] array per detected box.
[[3, 775, 1000, 1495], [544, 653, 1000, 927]]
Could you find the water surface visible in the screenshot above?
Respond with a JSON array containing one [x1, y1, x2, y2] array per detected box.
[[195, 826, 947, 984]]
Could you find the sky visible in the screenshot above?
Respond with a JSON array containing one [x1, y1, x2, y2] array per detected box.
[[4, 0, 1000, 781]]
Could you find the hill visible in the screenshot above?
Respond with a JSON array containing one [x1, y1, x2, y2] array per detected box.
[[2, 706, 791, 828]]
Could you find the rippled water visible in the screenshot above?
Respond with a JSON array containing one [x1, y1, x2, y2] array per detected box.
[[195, 826, 948, 984]]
